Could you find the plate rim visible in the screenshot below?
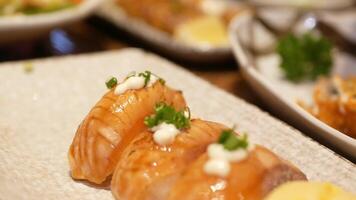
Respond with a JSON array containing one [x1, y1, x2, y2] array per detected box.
[[0, 0, 102, 31]]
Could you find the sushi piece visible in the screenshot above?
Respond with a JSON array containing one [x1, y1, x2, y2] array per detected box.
[[111, 116, 227, 200], [68, 71, 186, 184], [168, 130, 307, 200]]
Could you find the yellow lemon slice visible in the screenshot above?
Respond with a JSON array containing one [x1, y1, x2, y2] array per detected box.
[[174, 15, 228, 48], [265, 181, 356, 200]]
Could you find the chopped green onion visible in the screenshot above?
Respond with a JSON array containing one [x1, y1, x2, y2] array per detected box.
[[218, 129, 249, 151], [105, 76, 118, 89], [138, 71, 151, 87], [126, 71, 165, 86], [159, 78, 166, 85], [126, 71, 137, 79], [144, 103, 190, 129], [218, 130, 231, 144]]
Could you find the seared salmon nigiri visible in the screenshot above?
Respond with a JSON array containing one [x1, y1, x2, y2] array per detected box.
[[111, 103, 227, 200], [168, 130, 307, 200], [68, 71, 186, 184]]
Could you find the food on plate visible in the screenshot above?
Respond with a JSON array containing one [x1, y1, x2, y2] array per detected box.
[[0, 0, 81, 16], [68, 71, 186, 184], [173, 15, 229, 47], [116, 0, 201, 33], [167, 129, 306, 199], [67, 71, 356, 200], [303, 76, 356, 138], [116, 0, 249, 47], [111, 112, 227, 200], [264, 181, 356, 200], [277, 33, 333, 82]]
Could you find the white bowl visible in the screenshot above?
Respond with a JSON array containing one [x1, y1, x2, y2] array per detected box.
[[229, 13, 356, 160], [0, 0, 103, 44]]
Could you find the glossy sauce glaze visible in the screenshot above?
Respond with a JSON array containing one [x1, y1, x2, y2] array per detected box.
[[168, 145, 307, 200], [68, 81, 186, 184], [310, 76, 356, 138], [111, 119, 227, 200]]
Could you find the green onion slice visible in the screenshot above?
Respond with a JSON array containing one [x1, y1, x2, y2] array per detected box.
[[144, 102, 190, 129], [105, 76, 118, 89], [218, 129, 249, 151]]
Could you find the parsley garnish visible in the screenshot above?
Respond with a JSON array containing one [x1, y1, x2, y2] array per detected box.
[[277, 33, 333, 82], [144, 103, 190, 129], [218, 129, 249, 151]]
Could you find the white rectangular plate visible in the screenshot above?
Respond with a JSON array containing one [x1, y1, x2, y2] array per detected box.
[[0, 49, 355, 199], [95, 0, 231, 63]]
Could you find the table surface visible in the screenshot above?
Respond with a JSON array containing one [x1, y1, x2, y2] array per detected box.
[[0, 16, 264, 109]]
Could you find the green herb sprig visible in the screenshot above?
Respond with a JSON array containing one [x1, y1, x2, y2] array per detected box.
[[218, 129, 249, 151], [277, 32, 333, 82], [144, 103, 190, 129]]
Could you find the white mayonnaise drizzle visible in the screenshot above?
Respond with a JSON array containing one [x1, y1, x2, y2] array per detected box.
[[151, 122, 180, 146], [114, 74, 158, 95], [204, 158, 231, 177], [203, 143, 254, 177]]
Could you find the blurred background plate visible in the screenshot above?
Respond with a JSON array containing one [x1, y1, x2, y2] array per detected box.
[[95, 0, 232, 63], [0, 0, 102, 44], [229, 12, 356, 161]]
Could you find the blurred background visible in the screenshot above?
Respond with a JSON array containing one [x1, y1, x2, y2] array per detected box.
[[1, 0, 354, 102], [1, 0, 355, 103]]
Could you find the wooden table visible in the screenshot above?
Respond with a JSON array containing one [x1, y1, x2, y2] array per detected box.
[[0, 16, 265, 109]]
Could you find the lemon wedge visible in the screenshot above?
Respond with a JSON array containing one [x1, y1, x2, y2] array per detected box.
[[265, 181, 356, 200], [174, 15, 228, 48]]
